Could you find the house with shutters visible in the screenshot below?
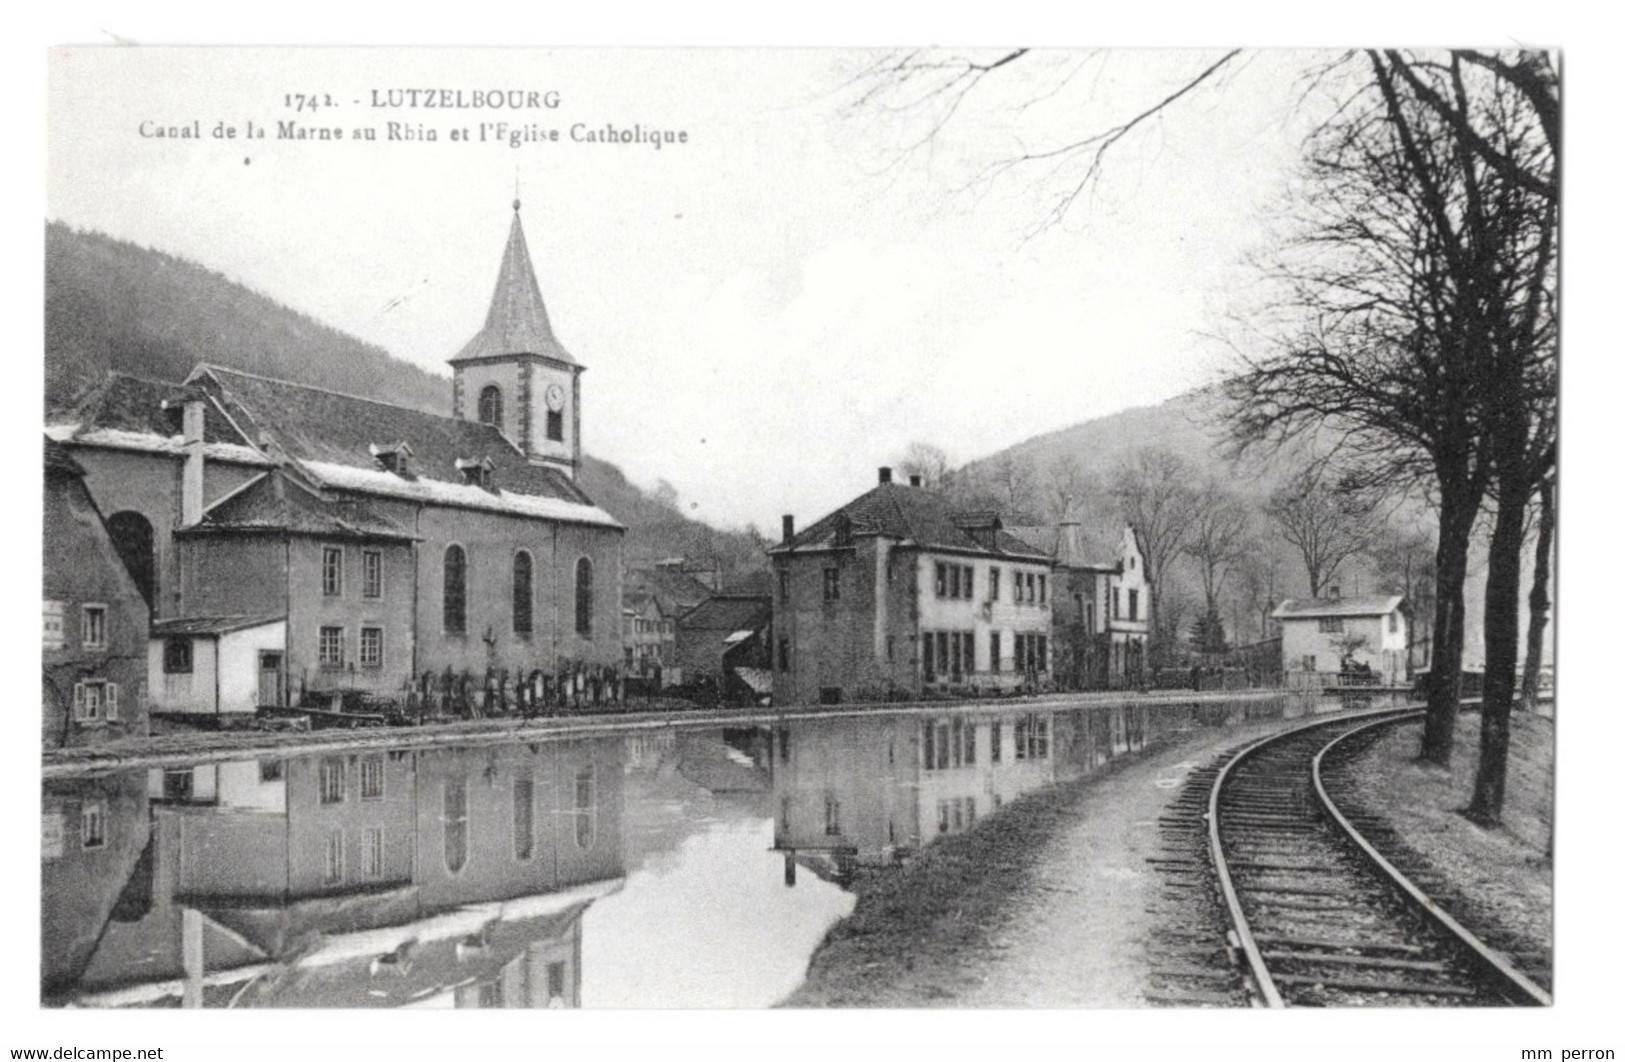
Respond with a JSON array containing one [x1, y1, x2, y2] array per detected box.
[[769, 467, 1056, 706], [42, 437, 150, 747], [45, 202, 625, 716]]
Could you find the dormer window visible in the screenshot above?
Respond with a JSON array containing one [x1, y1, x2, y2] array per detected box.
[[371, 441, 414, 476], [456, 457, 497, 491], [832, 514, 853, 548]]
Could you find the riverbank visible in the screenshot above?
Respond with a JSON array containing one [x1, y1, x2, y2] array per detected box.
[[1337, 712, 1554, 969], [783, 716, 1302, 1007], [42, 688, 1320, 778]]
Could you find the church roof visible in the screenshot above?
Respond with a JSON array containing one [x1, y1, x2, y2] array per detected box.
[[449, 203, 576, 367], [187, 364, 619, 528], [775, 482, 1050, 561], [182, 468, 416, 541]]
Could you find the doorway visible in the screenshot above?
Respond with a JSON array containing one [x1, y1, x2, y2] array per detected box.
[[258, 652, 284, 707]]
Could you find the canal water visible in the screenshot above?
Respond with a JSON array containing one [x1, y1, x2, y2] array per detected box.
[[41, 695, 1311, 1008]]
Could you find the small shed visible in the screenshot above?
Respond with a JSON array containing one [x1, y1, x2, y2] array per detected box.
[[149, 616, 287, 715]]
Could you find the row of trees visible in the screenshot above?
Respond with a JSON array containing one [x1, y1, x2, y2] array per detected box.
[[852, 48, 1557, 826]]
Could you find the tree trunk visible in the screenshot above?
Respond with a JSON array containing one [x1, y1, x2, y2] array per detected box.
[[1468, 478, 1530, 825], [1519, 477, 1555, 711], [1420, 486, 1476, 766]]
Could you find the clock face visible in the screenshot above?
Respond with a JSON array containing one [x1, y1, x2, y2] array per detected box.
[[544, 384, 565, 412]]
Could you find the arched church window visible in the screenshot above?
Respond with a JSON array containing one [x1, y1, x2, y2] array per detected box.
[[575, 557, 593, 637], [478, 385, 503, 429], [444, 545, 467, 634], [513, 550, 533, 635]]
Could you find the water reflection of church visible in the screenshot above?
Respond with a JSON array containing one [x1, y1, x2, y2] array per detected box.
[[769, 708, 1061, 884], [41, 738, 625, 1007]]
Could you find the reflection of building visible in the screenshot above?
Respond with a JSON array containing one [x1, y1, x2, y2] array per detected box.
[[1275, 592, 1409, 687], [44, 737, 625, 1008], [46, 203, 625, 716], [769, 708, 1057, 879], [771, 468, 1055, 706], [43, 437, 149, 747], [1010, 523, 1150, 689]]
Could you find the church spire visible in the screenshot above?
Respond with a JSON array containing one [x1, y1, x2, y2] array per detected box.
[[449, 201, 576, 366]]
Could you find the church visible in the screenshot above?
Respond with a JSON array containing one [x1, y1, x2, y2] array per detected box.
[[46, 202, 626, 717]]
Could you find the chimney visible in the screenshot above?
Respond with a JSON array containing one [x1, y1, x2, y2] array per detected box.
[[782, 514, 795, 545], [878, 466, 892, 484], [181, 397, 205, 527], [909, 474, 923, 488]]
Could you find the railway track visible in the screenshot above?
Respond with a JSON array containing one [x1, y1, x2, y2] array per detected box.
[[1205, 709, 1550, 1007]]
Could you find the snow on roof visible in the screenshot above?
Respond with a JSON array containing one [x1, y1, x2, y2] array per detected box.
[[46, 423, 273, 466], [151, 615, 285, 637], [1272, 594, 1405, 619], [302, 460, 623, 530], [722, 629, 755, 645]]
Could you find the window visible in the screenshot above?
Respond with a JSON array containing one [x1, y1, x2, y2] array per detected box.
[[963, 631, 976, 673], [319, 626, 345, 668], [575, 558, 594, 636], [921, 633, 934, 678], [1026, 573, 1037, 604], [949, 565, 960, 599], [1303, 654, 1317, 671], [444, 777, 469, 873], [779, 569, 789, 602], [322, 547, 344, 597], [777, 637, 790, 671], [443, 546, 467, 634], [963, 565, 974, 599], [1129, 588, 1139, 622], [1113, 587, 1121, 620], [1038, 575, 1047, 604], [778, 728, 790, 763], [822, 567, 840, 601], [936, 632, 949, 676], [163, 638, 192, 674], [964, 720, 977, 765], [935, 563, 947, 597], [989, 632, 1001, 673], [478, 384, 503, 428], [81, 604, 107, 650], [359, 755, 385, 800], [1037, 635, 1049, 672], [1318, 617, 1345, 633], [1014, 633, 1026, 671], [514, 775, 535, 860], [324, 830, 345, 885], [81, 802, 106, 849], [886, 635, 895, 662], [73, 681, 119, 722], [574, 765, 597, 849], [259, 760, 283, 782], [546, 962, 567, 1004], [966, 797, 977, 826], [360, 627, 383, 669], [360, 828, 385, 879], [363, 550, 383, 598], [513, 551, 534, 634], [989, 568, 1001, 602], [991, 721, 1002, 763], [319, 758, 346, 804], [547, 409, 564, 442], [1388, 612, 1399, 633], [938, 800, 950, 834], [824, 793, 841, 836]]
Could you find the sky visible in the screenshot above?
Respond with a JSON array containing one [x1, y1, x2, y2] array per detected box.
[[46, 46, 1322, 530]]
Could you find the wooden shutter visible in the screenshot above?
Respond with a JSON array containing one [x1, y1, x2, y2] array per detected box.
[[106, 683, 120, 720]]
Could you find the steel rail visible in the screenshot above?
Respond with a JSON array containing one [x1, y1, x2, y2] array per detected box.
[[1206, 705, 1422, 1008], [1312, 712, 1553, 1007]]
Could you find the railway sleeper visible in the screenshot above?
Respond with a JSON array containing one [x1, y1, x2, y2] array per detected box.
[[1272, 973, 1478, 998], [1261, 949, 1451, 973], [1252, 934, 1427, 955]]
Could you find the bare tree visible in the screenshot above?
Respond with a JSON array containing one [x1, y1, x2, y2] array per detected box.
[[1044, 454, 1093, 523], [1110, 447, 1201, 659], [990, 453, 1038, 518], [1366, 524, 1438, 679], [1519, 473, 1555, 711], [1266, 465, 1377, 597], [1181, 481, 1253, 645], [897, 442, 951, 489]]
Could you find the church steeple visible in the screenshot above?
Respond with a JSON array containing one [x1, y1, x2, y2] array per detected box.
[[450, 199, 576, 367], [450, 201, 585, 479]]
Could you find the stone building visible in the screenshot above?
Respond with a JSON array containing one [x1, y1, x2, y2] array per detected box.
[[769, 468, 1055, 706], [42, 437, 149, 747], [46, 203, 625, 714]]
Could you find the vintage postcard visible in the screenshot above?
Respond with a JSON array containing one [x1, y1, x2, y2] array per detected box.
[[34, 39, 1585, 1056]]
